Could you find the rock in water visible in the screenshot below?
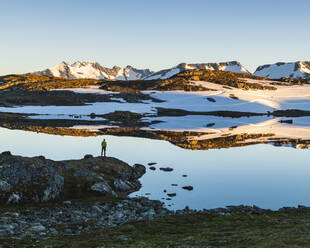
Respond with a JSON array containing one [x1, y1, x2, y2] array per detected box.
[[182, 186, 194, 191], [0, 152, 145, 204], [132, 164, 146, 179], [167, 193, 176, 197]]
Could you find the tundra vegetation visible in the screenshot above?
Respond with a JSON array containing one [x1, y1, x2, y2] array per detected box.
[[0, 69, 285, 93]]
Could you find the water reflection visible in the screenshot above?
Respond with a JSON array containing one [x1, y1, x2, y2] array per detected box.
[[0, 127, 309, 210]]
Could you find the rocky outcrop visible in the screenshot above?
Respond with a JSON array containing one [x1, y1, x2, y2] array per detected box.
[[0, 152, 64, 204], [0, 152, 145, 204]]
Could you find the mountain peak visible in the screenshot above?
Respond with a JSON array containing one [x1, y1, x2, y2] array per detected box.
[[254, 61, 310, 79], [143, 61, 250, 80]]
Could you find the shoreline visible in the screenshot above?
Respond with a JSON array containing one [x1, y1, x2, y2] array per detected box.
[[1, 153, 310, 247]]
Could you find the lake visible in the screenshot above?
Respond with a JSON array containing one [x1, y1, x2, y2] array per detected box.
[[1, 127, 309, 210]]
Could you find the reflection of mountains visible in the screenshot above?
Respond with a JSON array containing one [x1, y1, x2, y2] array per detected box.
[[187, 118, 310, 149], [97, 118, 310, 150], [4, 118, 309, 150]]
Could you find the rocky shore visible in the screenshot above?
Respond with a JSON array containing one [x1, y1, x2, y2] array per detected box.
[[2, 200, 310, 247], [2, 153, 310, 247], [0, 197, 171, 240]]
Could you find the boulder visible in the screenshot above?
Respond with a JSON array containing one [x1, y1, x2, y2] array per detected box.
[[84, 154, 93, 159], [0, 153, 145, 204], [0, 180, 12, 192], [114, 179, 141, 194], [0, 153, 64, 204], [159, 167, 173, 172], [182, 186, 194, 191], [27, 223, 46, 232], [91, 181, 117, 196]]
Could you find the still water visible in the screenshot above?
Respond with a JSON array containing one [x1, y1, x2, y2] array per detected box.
[[1, 127, 309, 210]]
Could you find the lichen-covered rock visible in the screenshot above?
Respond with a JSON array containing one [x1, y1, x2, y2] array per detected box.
[[0, 151, 64, 204], [114, 178, 141, 193], [91, 181, 117, 196], [0, 180, 12, 192], [132, 164, 146, 179], [0, 152, 145, 204]]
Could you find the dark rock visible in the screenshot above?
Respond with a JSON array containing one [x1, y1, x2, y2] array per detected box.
[[84, 154, 93, 159], [132, 164, 146, 178], [35, 155, 46, 160], [159, 167, 173, 172], [148, 162, 157, 166], [206, 122, 215, 127], [149, 166, 156, 171], [114, 179, 141, 193], [182, 186, 194, 191], [0, 154, 64, 204], [182, 174, 188, 177], [171, 184, 178, 186], [206, 97, 216, 102], [280, 119, 293, 124], [1, 151, 11, 156], [91, 181, 117, 196], [167, 193, 176, 197]]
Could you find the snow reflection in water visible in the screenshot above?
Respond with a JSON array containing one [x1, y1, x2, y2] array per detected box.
[[0, 127, 310, 210]]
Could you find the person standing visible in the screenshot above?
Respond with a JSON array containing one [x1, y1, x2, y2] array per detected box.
[[101, 138, 107, 157]]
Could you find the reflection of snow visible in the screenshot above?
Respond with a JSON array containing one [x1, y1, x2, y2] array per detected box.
[[71, 125, 119, 131], [2, 126, 310, 211], [190, 118, 310, 142], [52, 86, 117, 95], [146, 115, 272, 130]]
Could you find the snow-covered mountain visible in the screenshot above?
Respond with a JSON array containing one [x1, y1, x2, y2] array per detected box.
[[254, 61, 310, 79], [35, 61, 153, 80], [143, 61, 250, 80], [34, 60, 310, 81]]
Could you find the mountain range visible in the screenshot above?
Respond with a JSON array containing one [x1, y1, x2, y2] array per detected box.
[[35, 61, 153, 80], [34, 60, 310, 80]]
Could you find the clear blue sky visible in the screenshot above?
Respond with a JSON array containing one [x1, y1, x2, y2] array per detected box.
[[0, 0, 309, 75]]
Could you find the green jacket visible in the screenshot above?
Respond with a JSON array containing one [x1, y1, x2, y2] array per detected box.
[[101, 140, 107, 148]]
